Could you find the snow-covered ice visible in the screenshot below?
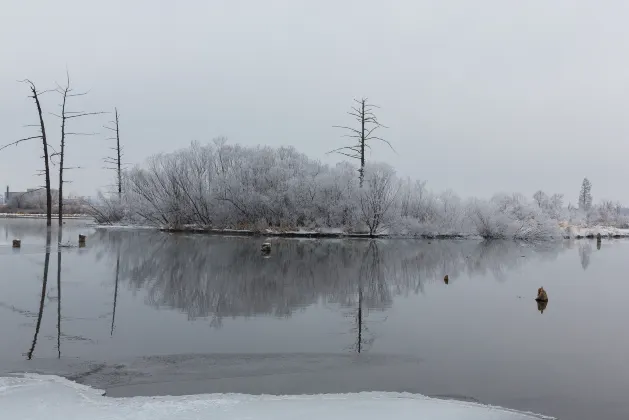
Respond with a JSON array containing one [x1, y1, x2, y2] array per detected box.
[[0, 374, 553, 420]]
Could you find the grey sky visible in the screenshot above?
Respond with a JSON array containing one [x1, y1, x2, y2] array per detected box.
[[1, 0, 628, 203]]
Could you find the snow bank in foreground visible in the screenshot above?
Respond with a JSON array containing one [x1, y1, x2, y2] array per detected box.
[[0, 374, 552, 420]]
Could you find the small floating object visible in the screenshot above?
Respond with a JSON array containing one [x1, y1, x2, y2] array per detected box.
[[78, 234, 86, 245], [535, 287, 548, 302], [443, 275, 449, 285], [261, 242, 271, 254], [12, 239, 21, 248]]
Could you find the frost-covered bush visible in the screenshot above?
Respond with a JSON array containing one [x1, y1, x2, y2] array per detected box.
[[468, 194, 561, 240], [85, 192, 126, 224], [112, 138, 624, 239]]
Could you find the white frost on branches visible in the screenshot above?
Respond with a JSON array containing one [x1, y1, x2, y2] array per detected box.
[[89, 139, 625, 239]]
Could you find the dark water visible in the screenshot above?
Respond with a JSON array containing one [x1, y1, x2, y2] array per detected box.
[[1, 219, 628, 419]]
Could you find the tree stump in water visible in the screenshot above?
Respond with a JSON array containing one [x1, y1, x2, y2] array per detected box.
[[261, 242, 271, 255], [535, 287, 548, 302], [78, 235, 86, 246], [12, 239, 21, 248]]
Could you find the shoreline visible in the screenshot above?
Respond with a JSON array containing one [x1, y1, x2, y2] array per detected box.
[[0, 213, 91, 220], [92, 225, 629, 240], [2, 214, 625, 240]]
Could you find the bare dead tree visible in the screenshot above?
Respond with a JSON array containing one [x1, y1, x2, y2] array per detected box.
[[104, 108, 123, 198], [328, 98, 393, 188], [52, 72, 105, 226], [1, 80, 53, 225]]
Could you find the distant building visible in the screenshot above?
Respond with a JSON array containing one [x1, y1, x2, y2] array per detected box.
[[4, 186, 59, 207]]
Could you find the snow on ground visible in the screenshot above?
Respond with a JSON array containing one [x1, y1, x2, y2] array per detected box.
[[90, 223, 155, 230], [0, 374, 553, 420], [90, 221, 629, 239], [563, 224, 629, 238]]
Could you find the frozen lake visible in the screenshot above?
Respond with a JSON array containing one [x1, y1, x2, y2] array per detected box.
[[1, 218, 628, 419]]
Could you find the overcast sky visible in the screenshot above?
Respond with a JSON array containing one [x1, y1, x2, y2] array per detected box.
[[1, 0, 628, 203]]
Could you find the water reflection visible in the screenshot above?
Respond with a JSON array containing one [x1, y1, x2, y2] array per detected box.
[[349, 241, 389, 353], [56, 230, 62, 358], [111, 247, 120, 337], [26, 229, 52, 360], [537, 300, 548, 314], [90, 231, 565, 328], [579, 243, 592, 270]]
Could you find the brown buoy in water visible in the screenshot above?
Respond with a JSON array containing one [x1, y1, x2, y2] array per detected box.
[[444, 275, 449, 285], [535, 287, 548, 302]]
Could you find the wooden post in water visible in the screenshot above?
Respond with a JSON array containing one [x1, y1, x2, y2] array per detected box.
[[596, 233, 602, 250], [12, 239, 21, 248], [78, 235, 86, 246]]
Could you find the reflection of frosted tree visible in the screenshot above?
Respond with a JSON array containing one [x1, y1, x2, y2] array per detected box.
[[579, 243, 592, 270], [91, 230, 567, 329], [343, 241, 391, 353]]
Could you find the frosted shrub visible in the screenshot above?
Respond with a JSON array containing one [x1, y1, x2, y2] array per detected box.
[[86, 192, 126, 224], [469, 194, 561, 240], [112, 139, 605, 239]]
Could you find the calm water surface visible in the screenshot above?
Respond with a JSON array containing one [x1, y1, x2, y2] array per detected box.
[[1, 219, 628, 419]]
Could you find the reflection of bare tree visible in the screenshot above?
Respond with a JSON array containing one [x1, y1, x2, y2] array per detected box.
[[111, 247, 120, 336], [579, 243, 592, 270], [347, 241, 391, 353], [26, 229, 52, 360], [90, 231, 566, 329], [56, 230, 62, 358]]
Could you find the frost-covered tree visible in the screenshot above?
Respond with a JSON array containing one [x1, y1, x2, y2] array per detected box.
[[533, 190, 548, 208], [578, 178, 593, 211], [358, 163, 400, 236], [548, 193, 564, 219]]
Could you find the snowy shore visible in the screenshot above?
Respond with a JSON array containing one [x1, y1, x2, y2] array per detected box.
[[91, 223, 629, 240], [0, 374, 553, 420], [2, 213, 627, 240]]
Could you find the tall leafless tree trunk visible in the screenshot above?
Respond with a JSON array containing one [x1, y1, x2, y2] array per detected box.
[[58, 80, 69, 227], [54, 72, 104, 226], [1, 80, 53, 225], [329, 98, 393, 188], [104, 108, 123, 198]]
